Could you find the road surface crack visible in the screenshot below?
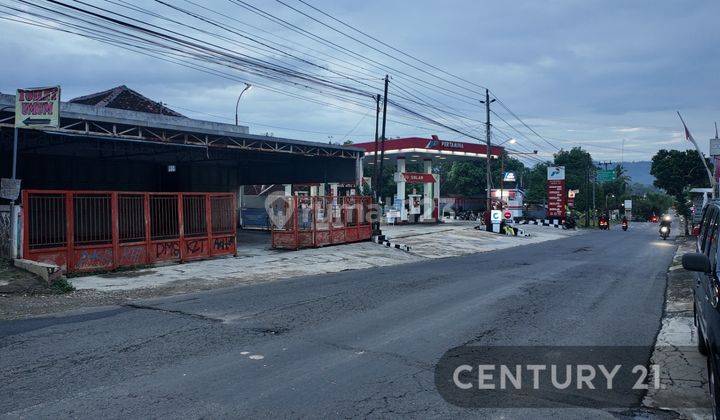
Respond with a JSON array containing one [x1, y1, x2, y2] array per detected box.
[[122, 303, 222, 323]]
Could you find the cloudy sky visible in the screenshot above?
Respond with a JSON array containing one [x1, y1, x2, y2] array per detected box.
[[1, 0, 718, 164]]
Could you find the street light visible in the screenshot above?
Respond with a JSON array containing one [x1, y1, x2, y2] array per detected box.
[[605, 194, 615, 211], [235, 83, 252, 126], [498, 138, 517, 146]]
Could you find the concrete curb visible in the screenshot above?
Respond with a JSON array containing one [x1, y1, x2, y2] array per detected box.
[[13, 258, 63, 285], [372, 236, 412, 252], [518, 219, 564, 228], [642, 236, 712, 418]]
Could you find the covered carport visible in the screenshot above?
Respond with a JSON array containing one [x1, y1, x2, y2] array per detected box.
[[0, 92, 363, 270]]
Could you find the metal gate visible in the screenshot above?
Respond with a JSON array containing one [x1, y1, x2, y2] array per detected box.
[[271, 195, 374, 249], [22, 190, 237, 273]]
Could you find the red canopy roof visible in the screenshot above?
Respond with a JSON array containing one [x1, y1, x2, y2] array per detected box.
[[353, 136, 502, 158]]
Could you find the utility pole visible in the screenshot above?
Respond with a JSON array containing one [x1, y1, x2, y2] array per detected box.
[[500, 153, 504, 209], [585, 164, 590, 227], [372, 94, 380, 199], [0, 105, 18, 258], [480, 89, 495, 231], [372, 76, 389, 239], [712, 122, 719, 198], [377, 75, 389, 204], [592, 166, 597, 225]]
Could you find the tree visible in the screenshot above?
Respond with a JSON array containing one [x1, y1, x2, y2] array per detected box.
[[629, 192, 674, 220], [439, 153, 526, 200], [442, 161, 485, 196], [553, 147, 593, 211], [651, 149, 711, 195], [651, 149, 713, 233], [524, 162, 550, 203]]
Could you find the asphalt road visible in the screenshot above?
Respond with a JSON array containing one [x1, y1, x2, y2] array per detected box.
[[0, 222, 678, 418]]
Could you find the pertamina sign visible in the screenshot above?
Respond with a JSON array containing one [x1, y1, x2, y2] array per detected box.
[[15, 86, 61, 129], [546, 166, 566, 219]]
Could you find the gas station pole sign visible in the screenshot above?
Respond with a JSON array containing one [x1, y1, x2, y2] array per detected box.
[[547, 166, 566, 219]]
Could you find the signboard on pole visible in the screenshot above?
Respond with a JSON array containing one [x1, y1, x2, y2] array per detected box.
[[624, 199, 632, 210], [567, 189, 578, 208], [710, 138, 720, 157], [547, 166, 566, 219], [402, 172, 436, 183], [15, 86, 61, 129], [0, 178, 21, 200], [502, 172, 516, 182], [596, 169, 616, 182], [547, 166, 565, 181]]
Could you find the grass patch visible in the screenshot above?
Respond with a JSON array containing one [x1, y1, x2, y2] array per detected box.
[[51, 277, 76, 294]]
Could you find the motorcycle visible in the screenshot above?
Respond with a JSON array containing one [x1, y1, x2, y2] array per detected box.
[[599, 219, 609, 230], [621, 221, 628, 231], [659, 225, 670, 240]]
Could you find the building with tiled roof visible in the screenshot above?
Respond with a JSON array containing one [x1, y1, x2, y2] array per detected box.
[[69, 85, 184, 117]]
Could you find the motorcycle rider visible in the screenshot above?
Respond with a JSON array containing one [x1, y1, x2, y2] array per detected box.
[[621, 215, 628, 230], [659, 215, 671, 237], [599, 213, 609, 230]]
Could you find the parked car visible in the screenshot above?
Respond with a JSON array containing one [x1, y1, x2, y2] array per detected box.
[[683, 201, 720, 416]]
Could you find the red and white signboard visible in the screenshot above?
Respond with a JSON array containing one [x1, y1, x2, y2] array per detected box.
[[504, 210, 512, 220], [547, 166, 566, 219], [402, 172, 436, 183], [15, 86, 61, 129], [567, 189, 578, 208]]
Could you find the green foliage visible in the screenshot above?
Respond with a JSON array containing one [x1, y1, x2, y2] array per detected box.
[[442, 161, 485, 196], [51, 277, 75, 294], [524, 162, 549, 202], [629, 192, 674, 219], [650, 148, 713, 218], [651, 149, 711, 196], [553, 147, 594, 210]]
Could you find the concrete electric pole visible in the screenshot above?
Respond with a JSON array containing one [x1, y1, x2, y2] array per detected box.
[[372, 76, 389, 239], [376, 75, 389, 205], [480, 89, 495, 231]]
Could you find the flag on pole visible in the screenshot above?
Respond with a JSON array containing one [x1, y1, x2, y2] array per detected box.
[[678, 111, 716, 194], [681, 116, 699, 146]]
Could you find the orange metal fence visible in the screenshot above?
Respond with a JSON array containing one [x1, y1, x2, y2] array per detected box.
[[23, 190, 237, 273], [271, 195, 374, 249]]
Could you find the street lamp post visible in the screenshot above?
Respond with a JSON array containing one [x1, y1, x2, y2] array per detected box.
[[235, 83, 252, 126], [605, 194, 615, 213]]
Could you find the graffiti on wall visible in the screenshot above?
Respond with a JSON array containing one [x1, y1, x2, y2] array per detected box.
[[155, 242, 180, 259], [213, 237, 234, 252], [185, 239, 206, 256], [76, 248, 113, 269], [120, 246, 145, 266]]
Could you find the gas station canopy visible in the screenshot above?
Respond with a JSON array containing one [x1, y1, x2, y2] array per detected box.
[[353, 136, 504, 164], [353, 136, 505, 223]]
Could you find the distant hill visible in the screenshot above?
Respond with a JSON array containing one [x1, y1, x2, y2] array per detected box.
[[621, 161, 654, 186]]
